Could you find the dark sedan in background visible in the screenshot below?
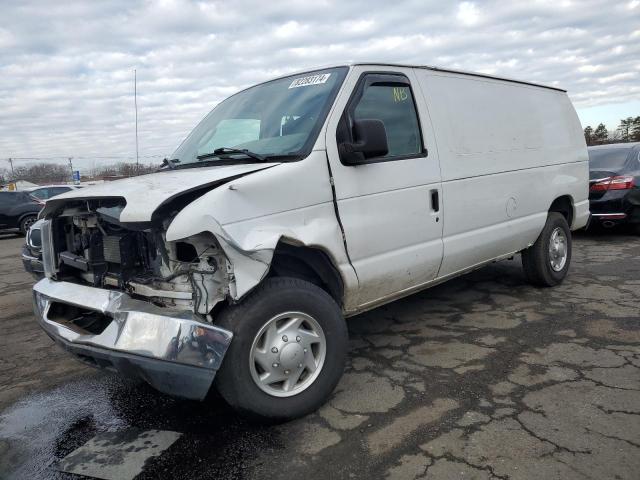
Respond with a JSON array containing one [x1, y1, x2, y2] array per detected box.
[[0, 191, 42, 235], [588, 142, 640, 233], [11, 186, 81, 280]]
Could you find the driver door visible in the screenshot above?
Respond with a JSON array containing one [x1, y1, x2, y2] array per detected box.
[[325, 67, 443, 309]]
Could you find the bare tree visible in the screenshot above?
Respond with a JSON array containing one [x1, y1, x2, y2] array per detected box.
[[0, 167, 8, 185], [13, 163, 70, 184], [94, 162, 157, 178]]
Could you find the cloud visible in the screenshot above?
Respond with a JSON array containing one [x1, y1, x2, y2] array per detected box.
[[0, 0, 638, 165], [457, 2, 481, 26]]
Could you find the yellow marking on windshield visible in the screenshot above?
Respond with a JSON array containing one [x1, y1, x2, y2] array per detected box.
[[393, 87, 409, 102]]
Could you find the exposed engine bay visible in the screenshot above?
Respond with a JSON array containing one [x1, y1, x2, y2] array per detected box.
[[44, 198, 230, 318]]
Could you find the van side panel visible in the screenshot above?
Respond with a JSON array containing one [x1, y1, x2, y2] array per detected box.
[[419, 72, 587, 180], [436, 162, 587, 276], [415, 70, 589, 278]]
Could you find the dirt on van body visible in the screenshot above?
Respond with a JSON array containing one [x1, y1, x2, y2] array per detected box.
[[0, 229, 639, 479]]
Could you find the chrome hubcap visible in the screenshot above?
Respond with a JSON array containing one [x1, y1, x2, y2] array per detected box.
[[548, 227, 568, 272], [249, 312, 326, 397]]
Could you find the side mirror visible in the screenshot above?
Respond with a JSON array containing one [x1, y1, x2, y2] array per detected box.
[[340, 119, 389, 164]]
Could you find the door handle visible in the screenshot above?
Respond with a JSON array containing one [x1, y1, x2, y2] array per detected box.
[[430, 189, 439, 212]]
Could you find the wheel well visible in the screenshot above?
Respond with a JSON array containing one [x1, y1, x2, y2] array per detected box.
[[549, 196, 574, 227], [268, 243, 344, 307], [18, 212, 37, 226]]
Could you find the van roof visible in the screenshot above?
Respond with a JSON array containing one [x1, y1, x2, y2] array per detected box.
[[365, 63, 565, 92], [283, 62, 566, 93]]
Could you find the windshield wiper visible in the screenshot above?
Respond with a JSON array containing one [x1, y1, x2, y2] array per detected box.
[[161, 158, 180, 170], [197, 147, 266, 162]]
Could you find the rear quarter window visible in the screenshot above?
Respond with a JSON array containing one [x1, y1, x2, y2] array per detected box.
[[588, 148, 631, 170], [49, 187, 72, 197]]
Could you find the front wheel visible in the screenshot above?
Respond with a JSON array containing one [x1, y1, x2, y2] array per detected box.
[[214, 277, 348, 422], [521, 212, 572, 287]]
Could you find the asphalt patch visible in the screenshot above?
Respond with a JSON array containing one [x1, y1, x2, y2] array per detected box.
[[58, 429, 181, 480]]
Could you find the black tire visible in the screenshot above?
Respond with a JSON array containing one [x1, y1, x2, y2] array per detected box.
[[521, 212, 572, 287], [214, 277, 348, 422], [19, 215, 36, 236]]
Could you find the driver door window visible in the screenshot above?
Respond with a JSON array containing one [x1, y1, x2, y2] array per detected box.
[[339, 74, 425, 163], [352, 83, 422, 158]]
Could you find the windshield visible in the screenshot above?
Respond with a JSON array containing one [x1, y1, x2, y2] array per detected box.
[[588, 147, 632, 171], [171, 67, 348, 166]]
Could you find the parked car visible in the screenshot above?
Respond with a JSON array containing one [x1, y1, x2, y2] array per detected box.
[[588, 142, 640, 232], [0, 191, 42, 234], [28, 185, 82, 204], [21, 219, 45, 279], [32, 63, 589, 421]]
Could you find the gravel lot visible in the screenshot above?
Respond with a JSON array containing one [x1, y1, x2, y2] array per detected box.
[[0, 230, 639, 479]]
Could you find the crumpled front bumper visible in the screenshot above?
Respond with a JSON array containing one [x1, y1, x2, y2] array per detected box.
[[33, 278, 233, 400]]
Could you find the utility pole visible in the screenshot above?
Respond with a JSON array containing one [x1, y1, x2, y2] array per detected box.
[[8, 158, 14, 180], [68, 157, 74, 182], [134, 69, 139, 171]]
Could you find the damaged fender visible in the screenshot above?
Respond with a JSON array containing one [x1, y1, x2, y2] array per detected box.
[[165, 152, 357, 303], [167, 214, 281, 299]]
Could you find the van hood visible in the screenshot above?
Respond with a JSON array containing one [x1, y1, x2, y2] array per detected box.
[[42, 163, 279, 223]]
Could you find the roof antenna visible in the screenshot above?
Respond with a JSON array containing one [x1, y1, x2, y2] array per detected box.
[[134, 69, 139, 172]]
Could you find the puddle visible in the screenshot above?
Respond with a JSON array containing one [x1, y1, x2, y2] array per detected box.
[[0, 374, 280, 479]]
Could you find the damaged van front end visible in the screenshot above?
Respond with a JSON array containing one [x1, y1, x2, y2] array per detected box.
[[31, 163, 280, 400], [33, 204, 236, 400]]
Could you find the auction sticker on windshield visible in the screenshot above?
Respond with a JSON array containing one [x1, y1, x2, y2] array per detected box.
[[289, 73, 331, 89]]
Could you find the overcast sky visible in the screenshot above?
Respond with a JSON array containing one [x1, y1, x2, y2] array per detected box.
[[1, 0, 639, 168]]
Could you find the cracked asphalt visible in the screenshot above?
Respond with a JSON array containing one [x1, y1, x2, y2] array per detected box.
[[0, 229, 639, 479]]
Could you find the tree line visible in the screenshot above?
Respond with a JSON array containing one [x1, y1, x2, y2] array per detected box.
[[0, 162, 157, 186], [584, 116, 640, 146]]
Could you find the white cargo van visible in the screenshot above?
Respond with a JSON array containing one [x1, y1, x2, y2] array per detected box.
[[33, 63, 589, 420]]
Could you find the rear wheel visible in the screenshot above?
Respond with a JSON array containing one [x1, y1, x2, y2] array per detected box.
[[522, 212, 572, 287], [214, 277, 348, 422], [19, 215, 37, 236]]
